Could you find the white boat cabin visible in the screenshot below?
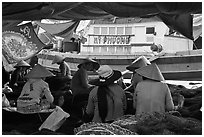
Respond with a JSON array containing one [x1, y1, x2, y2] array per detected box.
[[80, 17, 194, 54]]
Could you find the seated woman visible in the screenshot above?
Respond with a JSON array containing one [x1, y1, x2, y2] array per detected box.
[[124, 56, 151, 114], [86, 65, 127, 123], [9, 60, 31, 89], [52, 55, 71, 79], [133, 63, 176, 115], [125, 56, 151, 93], [70, 58, 100, 101], [17, 64, 54, 113]]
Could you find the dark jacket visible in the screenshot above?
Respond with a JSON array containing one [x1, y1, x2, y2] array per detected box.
[[70, 67, 92, 96]]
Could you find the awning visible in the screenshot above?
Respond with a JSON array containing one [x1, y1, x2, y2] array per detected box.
[[3, 2, 201, 20], [2, 2, 202, 41], [193, 14, 202, 40], [35, 20, 80, 40]]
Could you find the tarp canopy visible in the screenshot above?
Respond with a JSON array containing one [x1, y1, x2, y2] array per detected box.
[[193, 14, 202, 40], [2, 2, 202, 40], [35, 20, 80, 38], [3, 2, 201, 20]]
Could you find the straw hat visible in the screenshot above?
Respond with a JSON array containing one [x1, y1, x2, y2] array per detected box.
[[89, 65, 122, 86], [25, 64, 54, 78], [52, 55, 65, 64], [126, 56, 151, 72], [77, 58, 100, 70], [14, 60, 31, 68], [135, 63, 164, 81]]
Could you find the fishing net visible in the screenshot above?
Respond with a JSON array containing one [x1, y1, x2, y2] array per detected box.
[[74, 122, 137, 135], [112, 112, 202, 135]]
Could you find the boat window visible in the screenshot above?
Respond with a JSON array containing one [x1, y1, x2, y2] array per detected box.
[[101, 46, 108, 53], [109, 27, 115, 35], [146, 27, 155, 42], [93, 46, 100, 53], [146, 27, 155, 34], [117, 27, 124, 35], [94, 27, 100, 34], [108, 46, 116, 53], [125, 27, 132, 35], [116, 46, 124, 54], [101, 27, 108, 35], [124, 46, 131, 53]]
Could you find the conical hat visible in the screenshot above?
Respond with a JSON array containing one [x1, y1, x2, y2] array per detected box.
[[135, 63, 164, 81], [14, 60, 31, 68], [126, 56, 151, 71], [25, 64, 54, 78], [52, 55, 65, 64], [89, 65, 122, 86], [77, 58, 100, 70]]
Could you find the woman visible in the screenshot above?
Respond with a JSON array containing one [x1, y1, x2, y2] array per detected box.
[[125, 56, 151, 93], [9, 60, 31, 88], [86, 65, 127, 123], [70, 58, 100, 97], [133, 63, 175, 115], [17, 64, 54, 113], [70, 58, 99, 118], [52, 55, 71, 79]]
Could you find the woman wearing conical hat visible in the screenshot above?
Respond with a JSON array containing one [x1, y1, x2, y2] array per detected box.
[[9, 60, 31, 88], [70, 58, 100, 97], [52, 55, 71, 79], [133, 63, 175, 115], [70, 58, 100, 116], [125, 56, 151, 93], [86, 65, 127, 123], [17, 64, 54, 112]]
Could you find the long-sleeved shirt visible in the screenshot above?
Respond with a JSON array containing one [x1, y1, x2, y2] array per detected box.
[[133, 80, 174, 115], [70, 67, 93, 96], [125, 73, 143, 92], [19, 79, 54, 103], [86, 83, 127, 122]]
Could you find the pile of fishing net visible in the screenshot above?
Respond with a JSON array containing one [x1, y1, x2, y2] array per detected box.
[[74, 112, 201, 135], [112, 112, 202, 135], [169, 84, 201, 99], [169, 85, 202, 120], [74, 122, 137, 135]]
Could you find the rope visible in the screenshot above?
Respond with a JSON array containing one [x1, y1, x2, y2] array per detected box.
[[37, 113, 43, 122]]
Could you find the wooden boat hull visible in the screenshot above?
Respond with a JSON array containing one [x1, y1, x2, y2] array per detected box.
[[38, 50, 202, 81], [150, 50, 202, 81]]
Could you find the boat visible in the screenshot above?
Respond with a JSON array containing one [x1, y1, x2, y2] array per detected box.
[[150, 49, 202, 81], [38, 49, 202, 81], [3, 14, 202, 82], [37, 17, 202, 81]]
